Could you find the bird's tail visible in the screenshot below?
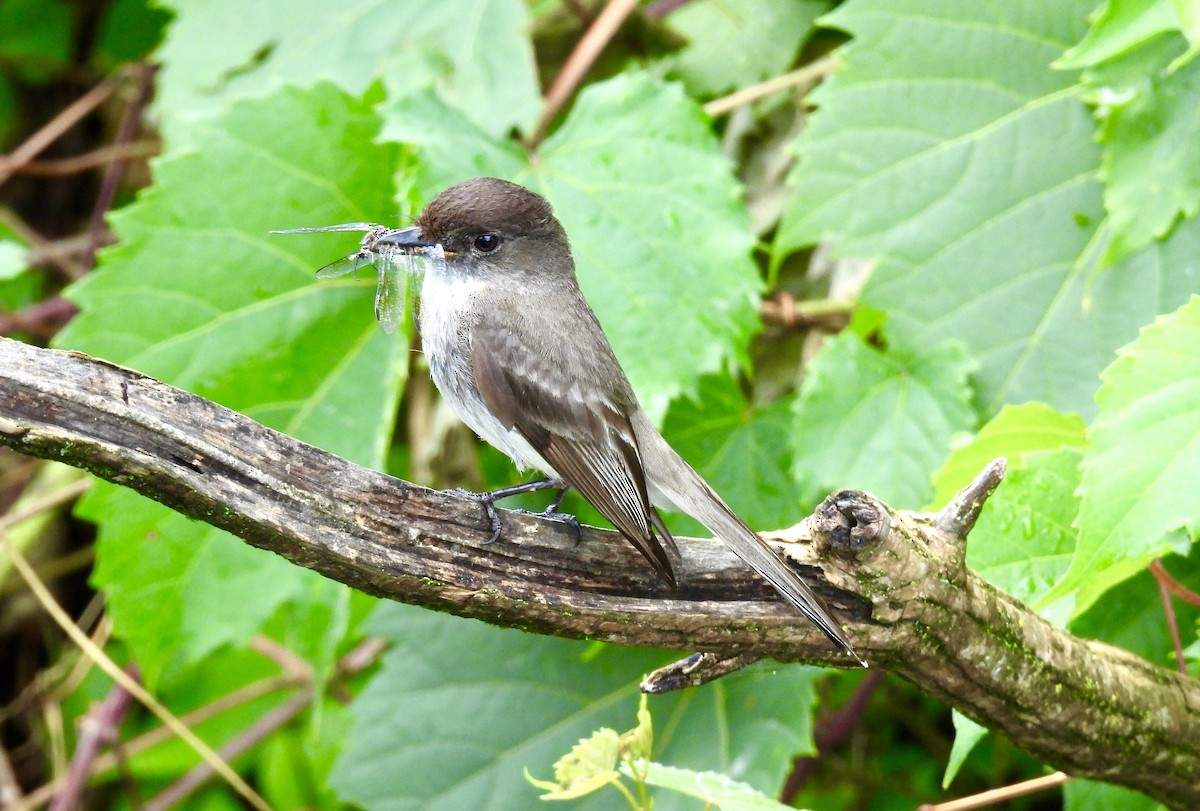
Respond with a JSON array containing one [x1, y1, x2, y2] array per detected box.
[[634, 414, 863, 665]]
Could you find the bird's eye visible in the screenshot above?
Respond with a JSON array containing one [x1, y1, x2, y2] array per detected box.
[[473, 233, 501, 253]]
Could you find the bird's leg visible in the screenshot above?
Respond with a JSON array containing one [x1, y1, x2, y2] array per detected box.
[[539, 487, 583, 546], [447, 478, 563, 544]]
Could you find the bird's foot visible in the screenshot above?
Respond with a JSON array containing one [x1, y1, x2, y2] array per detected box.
[[447, 478, 567, 545], [540, 509, 583, 546], [446, 487, 504, 544]]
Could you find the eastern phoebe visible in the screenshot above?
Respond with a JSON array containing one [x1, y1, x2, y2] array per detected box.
[[278, 177, 859, 662]]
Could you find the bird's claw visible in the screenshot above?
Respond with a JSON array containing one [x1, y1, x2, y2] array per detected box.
[[447, 487, 504, 544], [446, 483, 577, 546]]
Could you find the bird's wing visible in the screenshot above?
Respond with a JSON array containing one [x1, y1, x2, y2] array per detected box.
[[468, 312, 677, 585]]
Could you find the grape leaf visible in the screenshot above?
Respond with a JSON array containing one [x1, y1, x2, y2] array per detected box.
[[930, 405, 1088, 620], [628, 762, 793, 811], [1049, 294, 1200, 609], [55, 84, 407, 682], [1092, 35, 1200, 265], [972, 448, 1082, 622], [1071, 568, 1194, 668], [776, 0, 1199, 417], [381, 73, 762, 420], [791, 332, 977, 510], [1056, 0, 1180, 69], [1065, 778, 1165, 811], [928, 404, 1086, 617], [929, 402, 1088, 510], [660, 375, 799, 536], [330, 604, 820, 811], [662, 0, 827, 97], [153, 0, 540, 142]]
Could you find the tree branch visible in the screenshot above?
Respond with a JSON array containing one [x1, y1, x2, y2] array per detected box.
[[1, 337, 1196, 808]]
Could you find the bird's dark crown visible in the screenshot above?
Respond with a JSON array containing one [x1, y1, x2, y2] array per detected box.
[[416, 178, 566, 253]]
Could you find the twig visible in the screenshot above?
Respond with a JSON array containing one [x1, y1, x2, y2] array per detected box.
[[80, 63, 158, 272], [781, 670, 885, 803], [17, 141, 159, 177], [10, 675, 302, 811], [703, 56, 839, 118], [0, 743, 22, 808], [528, 0, 641, 149], [0, 72, 123, 186], [1149, 559, 1200, 607], [0, 476, 93, 530], [335, 636, 389, 677], [0, 209, 88, 281], [917, 771, 1070, 811], [1, 610, 109, 728], [759, 292, 852, 332], [44, 604, 111, 708], [934, 459, 1007, 538], [1, 529, 274, 811], [11, 616, 387, 811], [0, 545, 95, 598], [141, 689, 312, 811], [0, 297, 79, 339], [48, 665, 139, 811], [250, 635, 314, 681], [1150, 559, 1189, 673], [645, 0, 692, 16], [26, 231, 116, 267]]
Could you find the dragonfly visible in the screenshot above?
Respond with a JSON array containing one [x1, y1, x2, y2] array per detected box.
[[271, 222, 444, 335]]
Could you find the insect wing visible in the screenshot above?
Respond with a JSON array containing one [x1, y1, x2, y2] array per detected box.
[[373, 254, 407, 335], [270, 222, 386, 234], [315, 251, 373, 279]]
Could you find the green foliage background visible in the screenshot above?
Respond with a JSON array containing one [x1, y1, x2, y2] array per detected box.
[[5, 0, 1199, 808]]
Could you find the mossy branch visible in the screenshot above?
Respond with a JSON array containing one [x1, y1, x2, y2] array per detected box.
[[1, 337, 1196, 808]]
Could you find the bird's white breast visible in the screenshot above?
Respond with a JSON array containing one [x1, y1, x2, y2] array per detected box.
[[418, 269, 557, 477]]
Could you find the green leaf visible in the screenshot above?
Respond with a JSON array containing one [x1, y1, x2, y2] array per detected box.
[[1056, 0, 1180, 69], [662, 0, 828, 97], [382, 73, 762, 420], [56, 83, 406, 682], [0, 0, 73, 81], [929, 402, 1088, 509], [943, 711, 987, 788], [661, 376, 799, 536], [971, 448, 1083, 623], [791, 332, 977, 510], [530, 728, 621, 800], [618, 695, 654, 763], [627, 762, 793, 811], [775, 0, 1200, 416], [929, 404, 1088, 622], [330, 604, 822, 811], [1071, 568, 1190, 668], [1094, 36, 1200, 265], [94, 0, 170, 69], [656, 665, 821, 794], [1064, 778, 1165, 811], [154, 0, 540, 142], [1177, 0, 1200, 45], [116, 644, 298, 777], [0, 239, 26, 280], [1050, 294, 1200, 609]]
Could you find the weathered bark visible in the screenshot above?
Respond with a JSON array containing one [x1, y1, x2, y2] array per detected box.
[[1, 337, 1197, 808]]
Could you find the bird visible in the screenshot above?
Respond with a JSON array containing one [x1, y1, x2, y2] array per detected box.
[[283, 177, 860, 663]]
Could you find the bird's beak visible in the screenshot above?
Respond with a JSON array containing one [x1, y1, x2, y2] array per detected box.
[[374, 226, 437, 252]]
